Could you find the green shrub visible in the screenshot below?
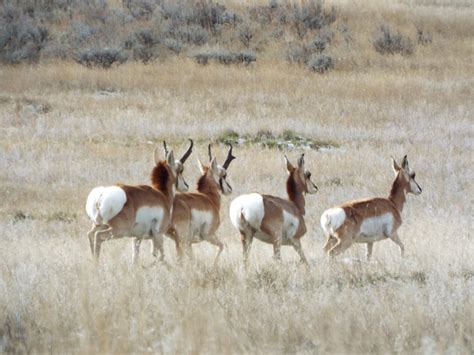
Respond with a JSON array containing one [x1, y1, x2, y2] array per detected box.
[[12, 210, 33, 224], [123, 0, 157, 20], [286, 42, 304, 64], [164, 38, 184, 54], [235, 51, 257, 65], [309, 34, 328, 53], [46, 212, 77, 223], [165, 23, 208, 46], [238, 23, 254, 48], [124, 29, 160, 63], [307, 54, 335, 73], [373, 25, 414, 56], [0, 0, 339, 66], [76, 48, 127, 68], [193, 49, 256, 65], [216, 129, 240, 144], [295, 2, 334, 28], [417, 28, 432, 45], [216, 129, 339, 150], [68, 22, 98, 47], [0, 6, 49, 64], [161, 0, 232, 32], [287, 42, 335, 73]]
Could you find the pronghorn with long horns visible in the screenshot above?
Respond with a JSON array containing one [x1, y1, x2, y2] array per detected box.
[[85, 140, 193, 263], [229, 153, 318, 266], [320, 155, 422, 260], [166, 143, 235, 264]]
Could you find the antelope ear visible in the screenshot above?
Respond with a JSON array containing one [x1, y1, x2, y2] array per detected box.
[[154, 146, 161, 164], [297, 153, 305, 169], [166, 151, 176, 170], [197, 158, 205, 175], [284, 155, 294, 173], [391, 156, 401, 173], [401, 155, 409, 171], [210, 156, 218, 171]]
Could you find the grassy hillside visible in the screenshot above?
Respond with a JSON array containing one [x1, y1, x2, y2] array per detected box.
[[0, 0, 473, 353]]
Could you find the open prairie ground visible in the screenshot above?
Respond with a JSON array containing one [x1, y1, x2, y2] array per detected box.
[[0, 0, 473, 353]]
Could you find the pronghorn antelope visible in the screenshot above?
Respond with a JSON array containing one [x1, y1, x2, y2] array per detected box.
[[320, 155, 422, 260], [166, 144, 236, 265], [229, 154, 318, 266], [85, 140, 193, 263]]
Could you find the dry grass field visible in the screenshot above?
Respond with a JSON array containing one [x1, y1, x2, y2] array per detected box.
[[0, 0, 473, 353]]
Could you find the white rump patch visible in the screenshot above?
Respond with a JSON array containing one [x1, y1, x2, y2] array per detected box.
[[357, 213, 394, 241], [132, 206, 164, 236], [229, 193, 264, 232], [95, 186, 127, 224], [282, 210, 299, 240], [320, 207, 346, 235], [86, 186, 105, 223]]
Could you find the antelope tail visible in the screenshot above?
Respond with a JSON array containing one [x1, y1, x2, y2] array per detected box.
[[93, 194, 104, 225], [320, 208, 346, 235]]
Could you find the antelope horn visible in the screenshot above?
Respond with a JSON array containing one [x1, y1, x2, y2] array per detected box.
[[208, 144, 213, 162], [163, 141, 169, 156], [284, 154, 294, 171], [179, 139, 193, 164], [222, 143, 236, 170]]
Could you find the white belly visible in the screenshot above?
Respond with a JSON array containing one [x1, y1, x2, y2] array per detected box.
[[355, 213, 393, 243], [250, 211, 299, 245], [131, 206, 164, 237], [282, 210, 299, 241], [190, 209, 213, 238]]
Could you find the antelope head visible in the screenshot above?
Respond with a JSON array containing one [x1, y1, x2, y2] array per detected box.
[[158, 139, 194, 192], [285, 153, 318, 194], [199, 143, 236, 195], [391, 155, 422, 195]]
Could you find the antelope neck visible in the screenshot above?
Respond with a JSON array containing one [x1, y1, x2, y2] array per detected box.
[[150, 162, 174, 205], [286, 172, 305, 215], [388, 172, 407, 212], [196, 173, 221, 209]]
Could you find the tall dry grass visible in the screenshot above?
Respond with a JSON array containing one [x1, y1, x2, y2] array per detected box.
[[0, 0, 473, 353]]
